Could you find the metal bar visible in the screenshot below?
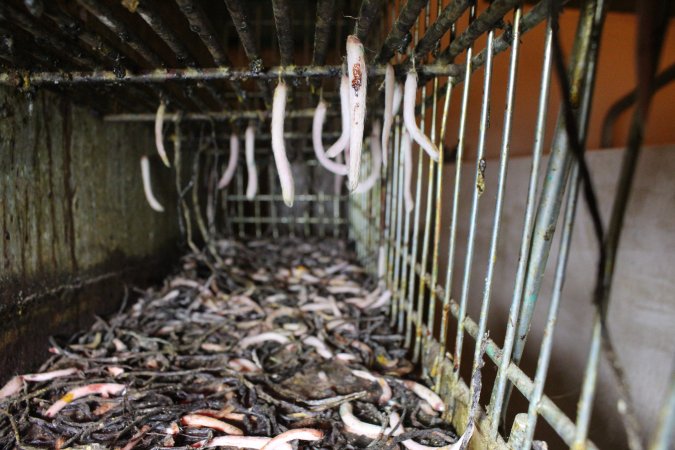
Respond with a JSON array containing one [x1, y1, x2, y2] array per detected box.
[[414, 0, 471, 62], [488, 22, 554, 434], [223, 0, 264, 71], [41, 4, 122, 68], [268, 164, 280, 238], [74, 0, 198, 111], [648, 371, 675, 450], [0, 5, 155, 113], [600, 61, 675, 147], [426, 0, 453, 360], [376, 0, 429, 64], [228, 217, 347, 225], [427, 77, 453, 351], [414, 1, 551, 111], [470, 6, 521, 422], [104, 108, 340, 122], [404, 10, 424, 350], [271, 0, 294, 66], [413, 2, 435, 365], [312, 0, 336, 66], [0, 3, 97, 69], [439, 3, 476, 357], [225, 194, 348, 201], [510, 0, 607, 384], [0, 64, 462, 86], [354, 0, 386, 44], [453, 26, 496, 374], [470, 0, 551, 71], [523, 163, 580, 449], [76, 0, 162, 67], [455, 311, 600, 450], [393, 122, 408, 331], [174, 0, 247, 103], [223, 0, 271, 106], [134, 0, 227, 109], [436, 0, 521, 64]]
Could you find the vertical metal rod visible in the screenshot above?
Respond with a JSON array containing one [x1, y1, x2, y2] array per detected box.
[[333, 180, 340, 238], [387, 1, 403, 328], [523, 163, 580, 449], [268, 163, 280, 238], [384, 126, 395, 305], [510, 0, 606, 371], [470, 5, 522, 421], [413, 0, 435, 364], [425, 0, 452, 355], [571, 6, 615, 436], [271, 0, 294, 66], [254, 194, 262, 238], [499, 0, 608, 425], [647, 371, 675, 450], [439, 4, 475, 357], [391, 121, 405, 327], [397, 124, 411, 333], [427, 77, 453, 347], [489, 22, 553, 433], [318, 191, 326, 238], [453, 26, 495, 375], [404, 10, 425, 350], [236, 167, 245, 238]]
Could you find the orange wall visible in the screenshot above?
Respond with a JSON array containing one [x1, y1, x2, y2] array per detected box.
[[419, 4, 675, 160]]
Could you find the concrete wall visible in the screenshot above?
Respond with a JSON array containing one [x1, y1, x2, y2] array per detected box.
[[0, 88, 180, 375], [435, 145, 674, 448]]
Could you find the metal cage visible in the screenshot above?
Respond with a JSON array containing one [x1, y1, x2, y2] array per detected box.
[[1, 0, 672, 449]]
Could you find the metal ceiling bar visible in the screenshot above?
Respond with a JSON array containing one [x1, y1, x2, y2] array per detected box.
[[376, 0, 429, 64], [0, 63, 462, 86], [223, 0, 271, 105], [312, 0, 336, 67], [134, 0, 228, 109], [174, 0, 248, 103], [471, 0, 550, 71], [271, 0, 294, 66], [75, 0, 200, 111], [413, 0, 471, 62], [436, 0, 522, 64], [0, 3, 97, 69], [414, 1, 551, 113], [103, 108, 343, 122], [0, 3, 154, 113], [77, 0, 163, 67], [37, 3, 163, 112], [354, 0, 386, 44]]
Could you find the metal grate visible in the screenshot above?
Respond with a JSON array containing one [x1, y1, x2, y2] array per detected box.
[[1, 1, 672, 449]]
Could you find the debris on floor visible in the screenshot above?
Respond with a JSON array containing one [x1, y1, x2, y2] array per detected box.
[[0, 239, 473, 449]]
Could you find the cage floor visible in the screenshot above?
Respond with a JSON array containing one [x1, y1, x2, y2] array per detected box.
[[0, 238, 468, 449]]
